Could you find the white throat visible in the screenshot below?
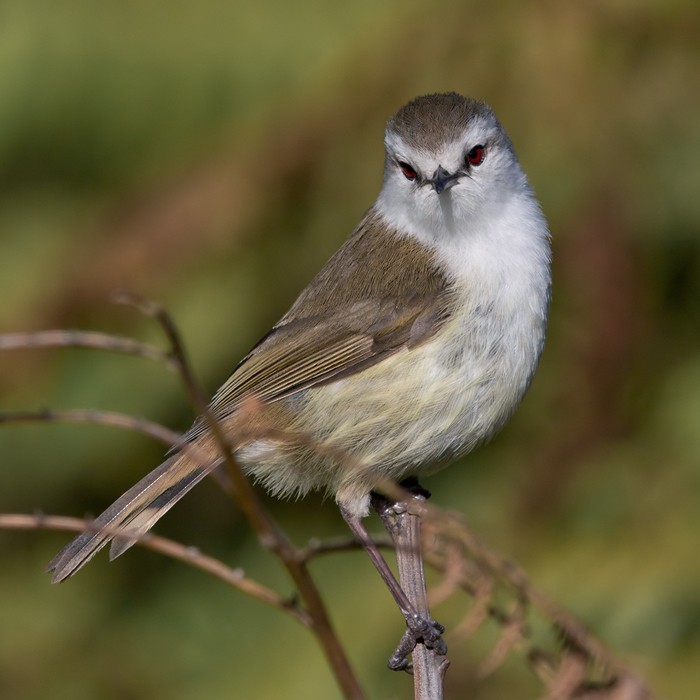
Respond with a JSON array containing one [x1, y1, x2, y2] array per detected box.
[[374, 181, 551, 294]]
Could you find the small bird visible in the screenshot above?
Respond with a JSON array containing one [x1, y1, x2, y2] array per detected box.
[[48, 92, 551, 660]]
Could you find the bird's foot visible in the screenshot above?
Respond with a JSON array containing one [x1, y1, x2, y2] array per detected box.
[[370, 476, 432, 516], [387, 614, 447, 672]]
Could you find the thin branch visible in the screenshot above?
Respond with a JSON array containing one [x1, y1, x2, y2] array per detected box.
[[300, 534, 394, 561], [0, 405, 235, 496], [377, 495, 449, 699], [2, 351, 366, 697], [416, 509, 659, 699], [0, 407, 228, 493], [0, 408, 184, 446], [0, 329, 177, 370], [306, 482, 658, 699], [295, 528, 662, 698], [116, 293, 366, 700], [300, 514, 658, 697], [0, 513, 311, 627]]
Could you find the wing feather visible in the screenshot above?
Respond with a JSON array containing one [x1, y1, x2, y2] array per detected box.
[[187, 293, 450, 443]]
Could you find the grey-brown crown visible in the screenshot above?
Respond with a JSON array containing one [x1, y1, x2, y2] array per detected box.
[[386, 93, 500, 152]]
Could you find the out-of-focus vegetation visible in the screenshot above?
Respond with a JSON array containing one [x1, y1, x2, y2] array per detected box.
[[1, 1, 699, 698]]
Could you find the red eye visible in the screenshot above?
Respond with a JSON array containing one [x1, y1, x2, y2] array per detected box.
[[398, 161, 418, 180], [466, 145, 485, 167]]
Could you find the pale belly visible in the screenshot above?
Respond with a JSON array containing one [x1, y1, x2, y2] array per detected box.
[[237, 305, 546, 517]]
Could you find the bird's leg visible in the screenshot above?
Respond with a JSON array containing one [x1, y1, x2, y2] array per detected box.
[[373, 478, 446, 669], [339, 479, 446, 671]]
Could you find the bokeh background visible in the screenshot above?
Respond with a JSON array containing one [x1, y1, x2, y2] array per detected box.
[[1, 1, 699, 698]]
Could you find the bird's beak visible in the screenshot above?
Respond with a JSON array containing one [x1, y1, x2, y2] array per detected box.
[[431, 166, 459, 195]]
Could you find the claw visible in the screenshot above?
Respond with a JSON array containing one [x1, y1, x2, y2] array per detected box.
[[388, 629, 417, 672], [388, 615, 447, 671]]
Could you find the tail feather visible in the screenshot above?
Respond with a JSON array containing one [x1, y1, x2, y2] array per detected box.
[[47, 452, 219, 583]]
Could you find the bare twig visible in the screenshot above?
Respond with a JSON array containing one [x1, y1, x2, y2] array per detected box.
[[300, 534, 394, 561], [0, 408, 184, 446], [302, 485, 658, 699], [377, 494, 449, 699], [116, 293, 366, 700], [0, 329, 176, 370], [416, 508, 658, 699], [1, 305, 365, 699], [0, 513, 311, 626]]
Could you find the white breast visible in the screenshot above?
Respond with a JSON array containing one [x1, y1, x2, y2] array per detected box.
[[239, 193, 551, 517]]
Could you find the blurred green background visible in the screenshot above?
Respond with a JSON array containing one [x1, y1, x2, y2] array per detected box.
[[1, 1, 699, 698]]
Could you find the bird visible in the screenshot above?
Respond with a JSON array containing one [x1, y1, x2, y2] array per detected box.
[[48, 92, 551, 662]]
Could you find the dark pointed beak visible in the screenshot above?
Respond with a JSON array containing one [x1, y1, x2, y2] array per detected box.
[[431, 166, 459, 195]]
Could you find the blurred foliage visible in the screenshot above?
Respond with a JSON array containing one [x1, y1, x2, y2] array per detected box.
[[1, 0, 699, 698]]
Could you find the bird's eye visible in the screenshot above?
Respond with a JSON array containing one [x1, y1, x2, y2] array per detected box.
[[398, 161, 418, 181], [466, 145, 485, 167]]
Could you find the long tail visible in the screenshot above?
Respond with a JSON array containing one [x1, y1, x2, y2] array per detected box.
[[47, 451, 220, 583]]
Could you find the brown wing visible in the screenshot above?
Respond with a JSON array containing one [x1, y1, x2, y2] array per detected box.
[[214, 294, 446, 402], [186, 208, 452, 439]]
